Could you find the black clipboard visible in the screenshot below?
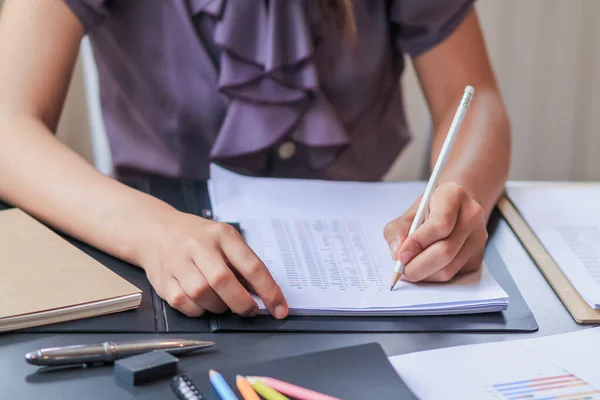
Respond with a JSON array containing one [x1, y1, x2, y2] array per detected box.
[[3, 178, 537, 334]]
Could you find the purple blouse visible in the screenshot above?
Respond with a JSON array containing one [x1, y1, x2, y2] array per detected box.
[[65, 0, 474, 181]]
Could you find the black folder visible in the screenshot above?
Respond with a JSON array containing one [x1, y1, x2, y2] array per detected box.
[[210, 243, 538, 332], [190, 342, 417, 400], [2, 176, 538, 334]]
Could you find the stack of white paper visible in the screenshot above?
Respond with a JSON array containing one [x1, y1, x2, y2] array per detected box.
[[507, 185, 600, 308], [208, 164, 509, 316]]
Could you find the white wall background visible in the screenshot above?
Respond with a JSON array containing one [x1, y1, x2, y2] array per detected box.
[[2, 0, 599, 182], [390, 0, 600, 182]]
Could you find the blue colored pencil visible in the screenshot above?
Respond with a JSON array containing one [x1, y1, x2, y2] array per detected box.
[[209, 369, 239, 400]]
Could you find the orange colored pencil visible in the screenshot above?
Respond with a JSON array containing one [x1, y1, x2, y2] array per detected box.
[[236, 375, 261, 400]]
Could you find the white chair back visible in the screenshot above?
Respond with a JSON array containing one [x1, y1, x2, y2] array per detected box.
[[80, 36, 112, 176]]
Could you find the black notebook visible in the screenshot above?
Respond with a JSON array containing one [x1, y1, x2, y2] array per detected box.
[[191, 342, 417, 400], [3, 177, 537, 334]]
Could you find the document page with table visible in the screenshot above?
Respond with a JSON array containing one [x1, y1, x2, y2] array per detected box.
[[208, 164, 508, 316], [507, 185, 600, 308], [390, 327, 600, 400]]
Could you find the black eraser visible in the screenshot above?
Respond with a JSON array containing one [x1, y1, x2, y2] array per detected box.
[[114, 351, 179, 386]]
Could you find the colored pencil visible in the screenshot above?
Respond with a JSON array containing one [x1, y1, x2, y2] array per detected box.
[[236, 375, 261, 400], [248, 378, 290, 400], [247, 376, 340, 400], [209, 370, 238, 400]]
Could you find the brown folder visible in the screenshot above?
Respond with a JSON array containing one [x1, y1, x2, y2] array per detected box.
[[0, 209, 142, 332], [498, 190, 600, 324]]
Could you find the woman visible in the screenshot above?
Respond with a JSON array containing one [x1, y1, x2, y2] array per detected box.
[[0, 0, 510, 319]]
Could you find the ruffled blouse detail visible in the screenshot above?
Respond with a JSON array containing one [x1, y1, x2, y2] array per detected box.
[[189, 0, 350, 159]]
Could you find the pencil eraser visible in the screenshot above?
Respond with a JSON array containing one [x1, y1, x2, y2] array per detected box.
[[465, 85, 475, 95], [114, 351, 179, 386]]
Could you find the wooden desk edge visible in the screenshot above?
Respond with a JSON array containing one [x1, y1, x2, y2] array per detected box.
[[497, 194, 600, 324]]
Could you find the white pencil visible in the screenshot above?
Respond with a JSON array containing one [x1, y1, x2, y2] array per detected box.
[[390, 85, 475, 291]]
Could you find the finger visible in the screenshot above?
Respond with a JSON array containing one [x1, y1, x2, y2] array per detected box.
[[159, 277, 206, 317], [402, 209, 473, 282], [383, 194, 422, 259], [397, 184, 465, 265], [463, 250, 485, 275], [383, 218, 411, 260], [176, 262, 227, 314], [424, 235, 485, 282], [191, 247, 259, 317], [218, 225, 289, 319], [232, 267, 256, 295]]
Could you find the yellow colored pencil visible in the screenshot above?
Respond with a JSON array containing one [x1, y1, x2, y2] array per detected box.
[[250, 378, 290, 400], [247, 376, 340, 400], [236, 375, 261, 400]]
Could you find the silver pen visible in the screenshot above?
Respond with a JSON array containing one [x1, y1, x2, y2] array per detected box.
[[25, 339, 215, 366]]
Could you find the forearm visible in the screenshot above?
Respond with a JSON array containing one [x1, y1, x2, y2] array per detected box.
[[430, 88, 510, 217], [0, 1, 168, 265], [0, 114, 174, 266]]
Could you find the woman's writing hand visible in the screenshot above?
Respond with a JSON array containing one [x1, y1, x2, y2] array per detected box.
[[383, 183, 488, 282], [138, 210, 288, 318]]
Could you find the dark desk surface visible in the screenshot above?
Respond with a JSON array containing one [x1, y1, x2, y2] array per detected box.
[[0, 218, 594, 399]]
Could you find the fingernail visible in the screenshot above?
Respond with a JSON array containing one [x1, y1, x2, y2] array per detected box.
[[389, 240, 399, 260], [399, 251, 414, 265], [274, 305, 287, 319]]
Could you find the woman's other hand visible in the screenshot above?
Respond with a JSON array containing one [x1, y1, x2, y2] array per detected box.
[[139, 211, 289, 319]]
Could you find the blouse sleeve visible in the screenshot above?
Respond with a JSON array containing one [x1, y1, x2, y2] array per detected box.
[[64, 0, 114, 33], [389, 0, 476, 57]]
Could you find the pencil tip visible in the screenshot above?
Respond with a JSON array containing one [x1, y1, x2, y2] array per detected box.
[[209, 369, 217, 376], [390, 271, 401, 291]]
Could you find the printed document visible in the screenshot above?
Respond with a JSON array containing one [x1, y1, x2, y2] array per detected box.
[[390, 327, 600, 399], [507, 185, 600, 308], [208, 164, 509, 316]]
